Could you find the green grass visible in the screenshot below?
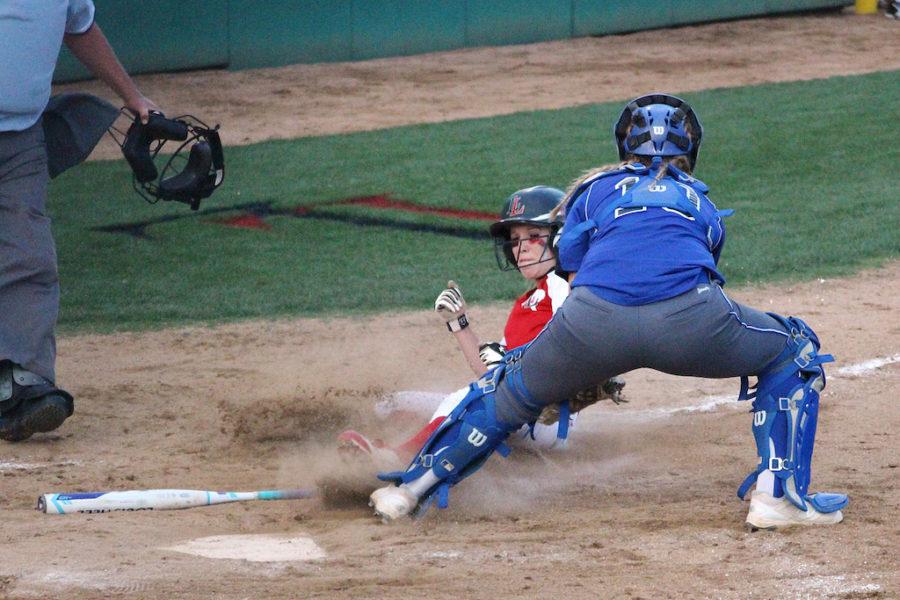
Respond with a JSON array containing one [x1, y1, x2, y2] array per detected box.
[[50, 70, 900, 333]]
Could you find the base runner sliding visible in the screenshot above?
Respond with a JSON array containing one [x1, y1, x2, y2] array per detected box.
[[340, 186, 625, 468]]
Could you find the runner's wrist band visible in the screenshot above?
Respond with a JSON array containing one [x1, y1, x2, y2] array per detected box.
[[447, 314, 469, 333]]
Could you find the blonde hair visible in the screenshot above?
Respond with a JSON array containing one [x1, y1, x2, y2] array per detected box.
[[550, 161, 628, 220], [551, 118, 697, 219]]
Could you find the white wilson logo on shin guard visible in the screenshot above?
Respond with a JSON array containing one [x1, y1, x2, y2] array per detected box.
[[467, 428, 488, 447], [753, 411, 766, 426]]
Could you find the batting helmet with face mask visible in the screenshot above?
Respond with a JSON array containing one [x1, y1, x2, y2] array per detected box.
[[489, 185, 565, 271], [614, 93, 703, 171], [111, 112, 224, 210]]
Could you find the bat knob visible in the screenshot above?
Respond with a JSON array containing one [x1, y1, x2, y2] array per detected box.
[[36, 495, 46, 512]]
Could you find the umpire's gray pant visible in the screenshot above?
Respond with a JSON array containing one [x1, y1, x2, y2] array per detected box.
[[0, 121, 59, 382], [495, 283, 791, 426]]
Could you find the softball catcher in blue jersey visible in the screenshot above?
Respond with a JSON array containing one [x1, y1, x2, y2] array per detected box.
[[371, 93, 848, 530]]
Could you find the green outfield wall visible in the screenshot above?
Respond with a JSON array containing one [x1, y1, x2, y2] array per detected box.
[[54, 0, 851, 82]]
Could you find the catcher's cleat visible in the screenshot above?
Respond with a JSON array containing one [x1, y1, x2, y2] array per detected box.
[[745, 490, 846, 531], [0, 393, 72, 442], [369, 484, 419, 523]]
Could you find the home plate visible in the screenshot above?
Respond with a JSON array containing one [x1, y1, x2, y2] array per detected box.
[[165, 534, 326, 562]]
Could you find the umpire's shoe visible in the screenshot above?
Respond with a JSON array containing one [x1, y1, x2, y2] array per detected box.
[[887, 1, 900, 18], [0, 362, 74, 442]]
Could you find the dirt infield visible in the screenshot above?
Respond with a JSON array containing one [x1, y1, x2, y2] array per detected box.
[[4, 9, 898, 599]]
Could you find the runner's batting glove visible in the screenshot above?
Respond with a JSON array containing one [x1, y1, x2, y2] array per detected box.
[[435, 280, 469, 332], [478, 342, 506, 369]]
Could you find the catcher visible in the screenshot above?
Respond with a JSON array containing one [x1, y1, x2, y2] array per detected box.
[[370, 94, 848, 530], [339, 185, 625, 466]]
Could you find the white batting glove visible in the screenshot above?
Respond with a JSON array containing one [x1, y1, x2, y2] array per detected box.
[[435, 280, 469, 332], [478, 342, 506, 369]]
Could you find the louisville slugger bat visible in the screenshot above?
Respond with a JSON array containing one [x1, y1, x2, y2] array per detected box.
[[37, 488, 315, 514]]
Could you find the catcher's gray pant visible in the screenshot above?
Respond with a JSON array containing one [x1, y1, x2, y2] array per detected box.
[[0, 121, 59, 382], [495, 283, 790, 426]]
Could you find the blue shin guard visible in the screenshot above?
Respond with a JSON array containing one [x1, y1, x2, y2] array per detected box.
[[377, 364, 519, 513], [737, 316, 847, 513]]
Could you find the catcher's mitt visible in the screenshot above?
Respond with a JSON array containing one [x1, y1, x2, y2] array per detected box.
[[537, 376, 627, 425]]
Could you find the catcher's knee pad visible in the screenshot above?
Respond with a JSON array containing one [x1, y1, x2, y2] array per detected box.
[[377, 365, 517, 513], [736, 316, 845, 513]]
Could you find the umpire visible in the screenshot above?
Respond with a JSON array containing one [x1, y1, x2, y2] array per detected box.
[[0, 1, 157, 441]]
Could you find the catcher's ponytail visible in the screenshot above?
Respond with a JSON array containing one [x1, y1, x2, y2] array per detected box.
[[550, 161, 629, 220], [553, 116, 697, 219]]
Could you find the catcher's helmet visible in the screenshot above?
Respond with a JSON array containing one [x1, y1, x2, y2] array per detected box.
[[112, 112, 224, 210], [489, 186, 564, 271], [614, 93, 703, 170]]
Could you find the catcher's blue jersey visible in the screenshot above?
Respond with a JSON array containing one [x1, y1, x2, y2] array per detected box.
[[559, 164, 729, 305]]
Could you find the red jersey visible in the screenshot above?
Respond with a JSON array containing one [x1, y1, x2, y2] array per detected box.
[[502, 272, 569, 350]]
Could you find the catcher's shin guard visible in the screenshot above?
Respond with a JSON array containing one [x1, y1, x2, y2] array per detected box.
[[737, 316, 847, 513], [376, 365, 518, 516]]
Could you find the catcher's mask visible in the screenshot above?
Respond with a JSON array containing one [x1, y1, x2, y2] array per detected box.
[[614, 93, 703, 171], [110, 111, 224, 210], [489, 186, 565, 272]]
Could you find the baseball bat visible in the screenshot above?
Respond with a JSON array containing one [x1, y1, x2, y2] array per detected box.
[[37, 488, 315, 515]]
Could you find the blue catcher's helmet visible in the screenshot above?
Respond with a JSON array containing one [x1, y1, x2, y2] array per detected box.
[[614, 93, 703, 170]]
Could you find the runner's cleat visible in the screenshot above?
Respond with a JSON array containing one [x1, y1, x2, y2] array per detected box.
[[369, 484, 418, 523], [337, 429, 380, 455], [745, 490, 845, 531], [337, 430, 404, 471]]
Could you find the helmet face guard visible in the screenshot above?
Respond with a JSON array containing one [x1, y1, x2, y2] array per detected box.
[[494, 233, 556, 272], [111, 112, 224, 210], [614, 93, 703, 170], [489, 186, 565, 272]]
